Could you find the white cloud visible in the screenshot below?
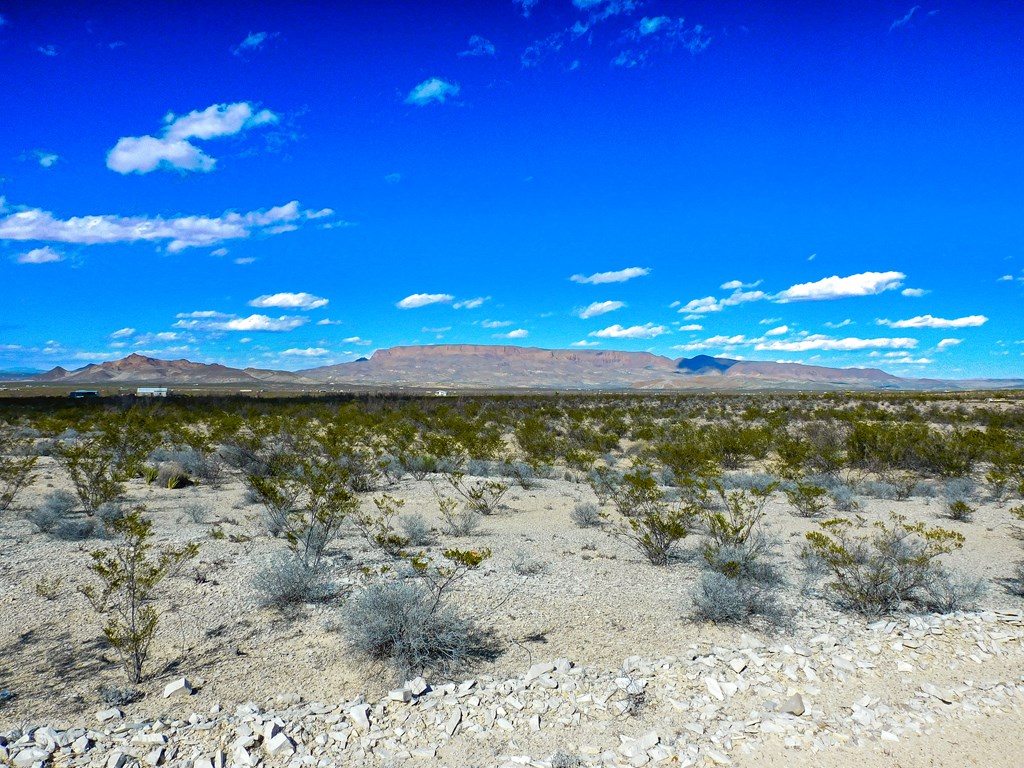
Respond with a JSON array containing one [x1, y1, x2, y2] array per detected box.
[[887, 356, 933, 364], [15, 246, 63, 264], [755, 335, 918, 352], [678, 324, 703, 331], [824, 318, 853, 329], [405, 78, 460, 106], [678, 296, 722, 314], [384, 172, 402, 184], [571, 340, 601, 347], [210, 247, 229, 257], [281, 347, 330, 357], [937, 338, 963, 349], [638, 16, 670, 35], [775, 271, 906, 302], [30, 150, 59, 168], [901, 287, 929, 297], [672, 334, 751, 352], [219, 315, 308, 332], [0, 198, 327, 252], [480, 319, 513, 328], [495, 329, 529, 339], [890, 6, 921, 32], [232, 31, 278, 56], [175, 310, 231, 319], [570, 266, 650, 284], [343, 337, 372, 346], [578, 300, 625, 319], [758, 317, 782, 325], [720, 279, 761, 290], [454, 296, 489, 309], [459, 35, 496, 57], [110, 327, 136, 339], [249, 292, 328, 310], [235, 257, 256, 265], [316, 318, 343, 326], [107, 102, 278, 174], [877, 314, 988, 329], [38, 44, 58, 57], [590, 323, 668, 339], [997, 274, 1014, 282], [396, 293, 454, 309], [515, 0, 540, 17], [764, 325, 789, 336]]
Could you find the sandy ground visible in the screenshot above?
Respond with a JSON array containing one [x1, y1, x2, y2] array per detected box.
[[1, 455, 1023, 766]]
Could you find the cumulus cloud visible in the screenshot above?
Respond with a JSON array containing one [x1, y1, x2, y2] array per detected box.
[[218, 315, 307, 332], [937, 338, 962, 348], [281, 347, 330, 357], [343, 336, 372, 346], [578, 300, 625, 319], [901, 288, 929, 297], [877, 314, 988, 329], [15, 246, 63, 264], [405, 78, 460, 106], [0, 198, 329, 252], [249, 292, 328, 310], [678, 324, 703, 331], [590, 323, 668, 339], [232, 31, 278, 56], [495, 329, 529, 339], [459, 35, 496, 57], [672, 334, 750, 352], [764, 325, 789, 336], [316, 318, 343, 326], [678, 288, 767, 314], [570, 266, 649, 284], [396, 293, 454, 309], [775, 271, 906, 302], [110, 328, 136, 339], [571, 340, 601, 346], [755, 335, 918, 352], [721, 279, 761, 290], [107, 102, 278, 174], [25, 150, 60, 168], [454, 296, 489, 309]]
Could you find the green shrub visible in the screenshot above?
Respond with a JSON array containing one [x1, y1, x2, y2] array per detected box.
[[606, 467, 694, 565], [81, 507, 198, 682], [784, 481, 829, 518], [0, 427, 38, 512], [53, 437, 126, 514], [804, 513, 965, 615]]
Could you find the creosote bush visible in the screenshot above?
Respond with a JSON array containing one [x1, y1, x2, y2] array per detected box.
[[804, 513, 968, 615], [0, 427, 38, 513], [81, 507, 198, 683], [605, 467, 694, 565]]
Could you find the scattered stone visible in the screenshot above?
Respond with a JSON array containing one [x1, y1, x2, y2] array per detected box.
[[96, 707, 123, 722], [780, 694, 806, 716], [163, 678, 193, 699]]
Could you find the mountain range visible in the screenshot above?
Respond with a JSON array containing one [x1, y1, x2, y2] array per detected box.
[[7, 346, 1023, 392]]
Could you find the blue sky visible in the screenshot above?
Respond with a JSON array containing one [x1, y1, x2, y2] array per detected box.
[[1, 1, 1022, 378]]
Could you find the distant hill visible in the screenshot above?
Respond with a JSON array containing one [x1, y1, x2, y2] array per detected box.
[[23, 346, 1024, 391]]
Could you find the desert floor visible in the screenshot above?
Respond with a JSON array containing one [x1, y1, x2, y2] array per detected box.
[[2, 455, 1023, 767]]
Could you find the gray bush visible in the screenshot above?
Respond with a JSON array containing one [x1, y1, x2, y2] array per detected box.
[[341, 578, 481, 680], [26, 490, 77, 533], [502, 461, 538, 489], [570, 501, 602, 528], [690, 572, 786, 627], [253, 554, 330, 610], [942, 478, 976, 522], [439, 507, 481, 537], [397, 513, 434, 546], [511, 550, 547, 577], [860, 481, 898, 500], [183, 500, 211, 524], [721, 472, 779, 494], [922, 569, 986, 612], [828, 485, 861, 512]]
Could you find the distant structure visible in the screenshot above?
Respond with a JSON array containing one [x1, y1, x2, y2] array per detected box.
[[136, 387, 169, 397], [434, 390, 449, 397], [68, 390, 100, 399]]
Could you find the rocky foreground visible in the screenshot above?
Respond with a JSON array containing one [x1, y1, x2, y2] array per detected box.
[[3, 609, 1022, 768]]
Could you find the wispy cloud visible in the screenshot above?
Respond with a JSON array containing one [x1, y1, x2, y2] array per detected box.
[[578, 300, 625, 319], [216, 315, 308, 332], [570, 266, 649, 284], [571, 340, 601, 347], [405, 78, 460, 106], [37, 44, 58, 57], [0, 198, 329, 253], [764, 325, 789, 336], [901, 287, 929, 297], [824, 318, 853, 329], [590, 323, 668, 339], [775, 271, 905, 302], [480, 319, 513, 328], [22, 149, 60, 168], [937, 338, 963, 349], [720, 279, 761, 290], [343, 336, 372, 346], [515, 0, 540, 18], [459, 35, 496, 57], [755, 335, 918, 352], [232, 31, 278, 57], [494, 328, 529, 339], [673, 334, 751, 352], [677, 288, 767, 314], [877, 314, 988, 329], [110, 328, 136, 339], [396, 293, 454, 309], [14, 246, 63, 264], [678, 324, 703, 331], [107, 102, 278, 174], [613, 15, 711, 68], [249, 292, 328, 310], [889, 6, 921, 32], [454, 296, 489, 309]]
